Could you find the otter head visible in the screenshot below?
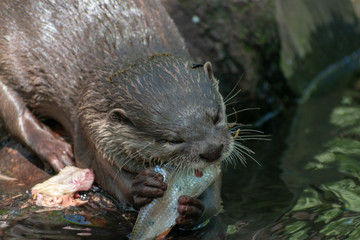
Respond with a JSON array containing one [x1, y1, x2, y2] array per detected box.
[[79, 55, 233, 173]]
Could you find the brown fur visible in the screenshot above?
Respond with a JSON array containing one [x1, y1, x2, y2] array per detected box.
[[0, 0, 233, 226]]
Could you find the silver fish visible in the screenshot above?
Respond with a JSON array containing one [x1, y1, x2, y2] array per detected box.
[[130, 164, 221, 240]]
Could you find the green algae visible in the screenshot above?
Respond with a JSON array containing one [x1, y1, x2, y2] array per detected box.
[[330, 106, 360, 128], [288, 227, 311, 240], [321, 179, 360, 212], [338, 154, 360, 180], [326, 138, 360, 156], [314, 208, 343, 224], [320, 216, 360, 236], [284, 221, 307, 234], [276, 85, 360, 239], [292, 189, 323, 211], [226, 224, 238, 235]]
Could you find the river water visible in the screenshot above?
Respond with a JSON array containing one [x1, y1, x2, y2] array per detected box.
[[220, 0, 360, 238]]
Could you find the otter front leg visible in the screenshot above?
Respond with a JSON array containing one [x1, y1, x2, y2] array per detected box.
[[131, 169, 167, 207], [0, 81, 74, 171]]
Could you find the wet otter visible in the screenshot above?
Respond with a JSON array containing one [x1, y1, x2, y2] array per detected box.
[[0, 0, 234, 228]]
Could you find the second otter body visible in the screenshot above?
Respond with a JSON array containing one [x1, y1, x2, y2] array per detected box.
[[0, 0, 233, 229]]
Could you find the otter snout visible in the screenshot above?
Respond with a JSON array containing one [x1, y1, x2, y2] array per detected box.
[[199, 144, 224, 163]]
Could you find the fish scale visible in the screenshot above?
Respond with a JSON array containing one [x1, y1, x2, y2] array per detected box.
[[130, 164, 221, 240]]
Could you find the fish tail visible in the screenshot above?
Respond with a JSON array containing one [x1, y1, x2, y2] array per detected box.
[[156, 226, 173, 240]]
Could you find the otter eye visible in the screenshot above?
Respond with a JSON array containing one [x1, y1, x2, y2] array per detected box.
[[157, 139, 184, 145], [213, 110, 221, 125], [168, 140, 184, 145], [109, 109, 134, 126]]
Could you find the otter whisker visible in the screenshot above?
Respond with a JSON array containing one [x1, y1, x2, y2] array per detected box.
[[236, 133, 266, 137], [224, 90, 242, 106], [238, 132, 268, 139], [227, 123, 252, 130], [172, 161, 183, 176], [231, 128, 264, 134], [113, 143, 152, 181], [225, 148, 246, 166], [233, 128, 241, 140], [224, 76, 243, 104], [229, 125, 269, 142], [223, 137, 259, 167], [227, 107, 238, 129], [113, 155, 136, 179], [236, 136, 270, 141], [224, 89, 241, 106], [233, 143, 260, 166], [148, 157, 158, 169], [223, 153, 236, 167], [226, 107, 260, 118], [234, 147, 248, 165], [233, 142, 255, 154], [166, 156, 183, 172], [225, 100, 243, 107], [223, 81, 240, 102]]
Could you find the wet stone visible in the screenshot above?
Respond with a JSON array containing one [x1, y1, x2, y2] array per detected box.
[[0, 142, 136, 239], [0, 145, 50, 194]]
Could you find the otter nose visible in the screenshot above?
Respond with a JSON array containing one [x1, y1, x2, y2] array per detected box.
[[199, 144, 224, 162]]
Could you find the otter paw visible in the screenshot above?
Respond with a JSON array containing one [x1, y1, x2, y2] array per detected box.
[[131, 169, 167, 208], [176, 195, 204, 227], [35, 136, 74, 172]]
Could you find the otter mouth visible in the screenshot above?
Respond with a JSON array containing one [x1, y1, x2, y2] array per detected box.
[[113, 156, 149, 175], [107, 153, 222, 176], [100, 138, 233, 176]]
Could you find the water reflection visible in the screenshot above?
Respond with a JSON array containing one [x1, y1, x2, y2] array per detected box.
[[224, 0, 360, 238]]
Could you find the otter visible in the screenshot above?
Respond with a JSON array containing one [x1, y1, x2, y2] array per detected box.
[[0, 0, 234, 228]]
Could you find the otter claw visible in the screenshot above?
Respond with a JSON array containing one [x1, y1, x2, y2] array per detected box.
[[176, 195, 204, 227], [131, 169, 167, 208]]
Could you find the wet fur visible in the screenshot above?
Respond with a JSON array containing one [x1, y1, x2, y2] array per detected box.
[[79, 55, 233, 172], [0, 0, 234, 225]]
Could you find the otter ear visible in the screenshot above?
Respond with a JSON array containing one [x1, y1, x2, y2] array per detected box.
[[108, 108, 134, 126], [204, 61, 219, 89]]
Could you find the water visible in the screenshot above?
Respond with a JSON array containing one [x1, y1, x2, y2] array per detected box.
[[221, 52, 360, 240], [219, 1, 360, 234]]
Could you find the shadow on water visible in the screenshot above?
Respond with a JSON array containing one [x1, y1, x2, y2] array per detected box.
[[276, 0, 360, 95], [285, 15, 360, 95]]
